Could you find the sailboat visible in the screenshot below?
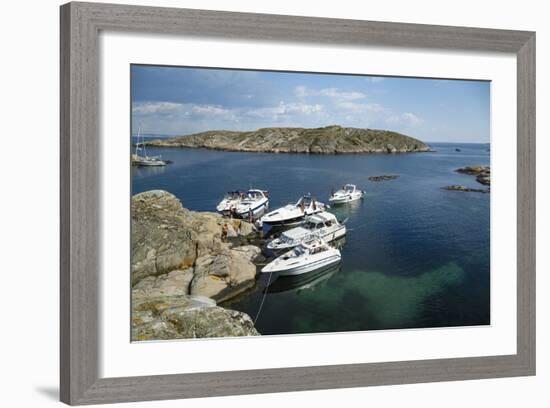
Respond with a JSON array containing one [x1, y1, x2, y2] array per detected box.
[[131, 126, 167, 167]]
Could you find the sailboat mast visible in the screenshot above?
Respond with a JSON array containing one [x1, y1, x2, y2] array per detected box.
[[141, 125, 148, 159], [135, 125, 140, 156]]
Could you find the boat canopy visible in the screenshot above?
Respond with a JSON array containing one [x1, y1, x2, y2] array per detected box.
[[307, 212, 337, 223]]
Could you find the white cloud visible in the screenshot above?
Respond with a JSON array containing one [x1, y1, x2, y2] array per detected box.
[[191, 105, 230, 116], [132, 101, 182, 114], [366, 77, 385, 83], [332, 100, 385, 114], [132, 98, 422, 136], [318, 88, 366, 100], [247, 101, 323, 120], [295, 85, 366, 101], [386, 112, 423, 127], [295, 85, 308, 98], [402, 112, 423, 125]]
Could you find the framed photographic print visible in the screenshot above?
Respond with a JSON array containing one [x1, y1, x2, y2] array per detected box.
[[60, 2, 536, 405]]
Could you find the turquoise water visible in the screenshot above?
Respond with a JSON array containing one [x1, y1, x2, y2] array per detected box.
[[132, 143, 490, 334]]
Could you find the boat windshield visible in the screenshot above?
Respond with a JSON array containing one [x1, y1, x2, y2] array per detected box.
[[310, 245, 328, 255], [279, 235, 293, 244], [296, 196, 312, 206], [292, 246, 306, 256], [344, 185, 355, 192], [247, 191, 263, 200]]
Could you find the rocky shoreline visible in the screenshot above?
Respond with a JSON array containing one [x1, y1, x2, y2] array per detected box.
[[143, 125, 431, 154], [131, 190, 264, 340]]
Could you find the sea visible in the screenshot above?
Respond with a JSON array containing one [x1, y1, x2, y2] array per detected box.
[[132, 142, 490, 335]]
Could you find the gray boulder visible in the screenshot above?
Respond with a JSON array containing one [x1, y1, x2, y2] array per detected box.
[[132, 295, 259, 340]]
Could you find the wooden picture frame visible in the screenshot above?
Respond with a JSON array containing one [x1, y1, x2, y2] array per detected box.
[[60, 2, 536, 405]]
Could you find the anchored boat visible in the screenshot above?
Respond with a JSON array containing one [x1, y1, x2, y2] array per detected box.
[[267, 211, 346, 251], [329, 184, 365, 205], [233, 189, 269, 219], [131, 126, 167, 167], [260, 194, 327, 227], [216, 191, 243, 215], [261, 238, 341, 276]]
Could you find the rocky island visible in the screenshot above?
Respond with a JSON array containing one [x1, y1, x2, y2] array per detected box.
[[456, 165, 490, 186], [143, 125, 431, 154], [442, 165, 491, 194], [131, 190, 263, 340]]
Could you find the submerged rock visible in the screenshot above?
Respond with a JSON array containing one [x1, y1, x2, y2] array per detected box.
[[442, 185, 490, 193], [131, 190, 261, 339], [368, 175, 400, 182], [144, 125, 431, 154]]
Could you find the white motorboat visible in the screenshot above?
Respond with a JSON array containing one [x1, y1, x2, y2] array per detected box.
[[260, 195, 327, 227], [132, 125, 167, 167], [216, 191, 243, 215], [329, 184, 365, 204], [261, 238, 341, 276], [233, 189, 269, 219], [267, 211, 346, 251]]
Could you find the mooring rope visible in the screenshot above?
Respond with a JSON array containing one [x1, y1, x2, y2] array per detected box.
[[253, 270, 274, 325]]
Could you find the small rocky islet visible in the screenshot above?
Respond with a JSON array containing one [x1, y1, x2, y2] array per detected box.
[[455, 165, 491, 186], [442, 165, 491, 194], [143, 125, 432, 154], [368, 175, 400, 182]]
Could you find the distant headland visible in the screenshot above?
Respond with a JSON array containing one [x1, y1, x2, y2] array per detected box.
[[142, 125, 432, 154]]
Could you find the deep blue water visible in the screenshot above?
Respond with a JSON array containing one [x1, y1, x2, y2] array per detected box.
[[132, 143, 490, 335]]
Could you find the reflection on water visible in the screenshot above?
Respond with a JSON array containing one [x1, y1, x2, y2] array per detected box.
[[265, 264, 341, 295], [131, 165, 166, 180]]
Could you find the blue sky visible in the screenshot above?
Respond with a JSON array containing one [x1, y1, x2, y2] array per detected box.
[[131, 65, 490, 143]]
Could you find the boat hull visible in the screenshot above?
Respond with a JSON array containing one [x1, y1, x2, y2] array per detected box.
[[234, 199, 269, 218], [277, 255, 341, 276], [261, 214, 306, 227], [329, 192, 365, 204], [134, 160, 166, 167], [261, 206, 327, 227]]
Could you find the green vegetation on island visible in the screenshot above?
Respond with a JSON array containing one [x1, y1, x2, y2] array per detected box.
[[144, 125, 431, 154]]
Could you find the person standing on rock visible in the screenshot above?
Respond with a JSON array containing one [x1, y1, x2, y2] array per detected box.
[[221, 223, 228, 242]]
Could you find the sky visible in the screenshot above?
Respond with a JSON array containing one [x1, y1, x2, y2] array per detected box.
[[131, 65, 490, 143]]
